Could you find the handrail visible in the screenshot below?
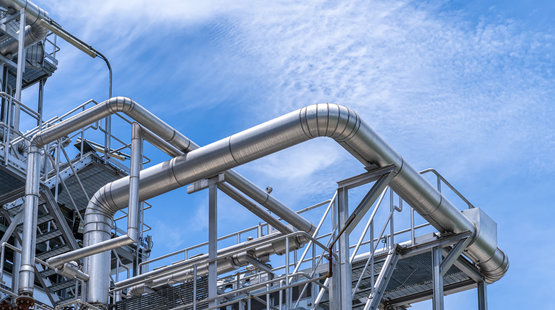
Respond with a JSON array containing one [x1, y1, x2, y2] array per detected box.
[[420, 168, 475, 209], [140, 198, 333, 268]]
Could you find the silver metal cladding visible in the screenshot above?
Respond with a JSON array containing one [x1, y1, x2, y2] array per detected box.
[[90, 103, 507, 285], [34, 102, 508, 304], [0, 0, 50, 56]]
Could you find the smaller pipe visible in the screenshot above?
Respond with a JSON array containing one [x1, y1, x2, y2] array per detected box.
[[217, 183, 293, 235], [58, 262, 89, 282], [127, 123, 142, 242]]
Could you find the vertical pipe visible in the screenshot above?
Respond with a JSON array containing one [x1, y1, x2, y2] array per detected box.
[[285, 236, 290, 309], [4, 96, 12, 165], [410, 208, 415, 246], [478, 281, 488, 310], [193, 264, 197, 310], [0, 244, 5, 282], [432, 246, 444, 310], [389, 189, 394, 249], [370, 222, 375, 297], [208, 178, 218, 308], [0, 64, 4, 123], [18, 145, 40, 296], [266, 283, 270, 310], [278, 280, 283, 310], [14, 9, 26, 132], [54, 140, 60, 202], [12, 238, 21, 293], [37, 79, 44, 127], [129, 123, 142, 276]]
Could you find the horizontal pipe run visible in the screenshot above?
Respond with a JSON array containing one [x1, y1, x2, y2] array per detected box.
[[141, 123, 300, 235], [48, 235, 133, 268], [114, 232, 309, 290], [20, 97, 308, 302], [94, 103, 506, 284]]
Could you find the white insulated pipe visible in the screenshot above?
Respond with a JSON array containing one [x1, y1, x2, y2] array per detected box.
[[18, 97, 312, 299], [0, 0, 49, 56], [71, 103, 507, 304]]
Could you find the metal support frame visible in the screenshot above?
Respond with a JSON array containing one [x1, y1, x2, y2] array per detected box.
[[432, 246, 444, 310], [13, 8, 25, 132], [337, 188, 352, 310], [208, 176, 219, 308], [440, 236, 472, 277], [477, 281, 487, 310]]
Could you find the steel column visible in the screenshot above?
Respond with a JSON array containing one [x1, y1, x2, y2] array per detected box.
[[337, 188, 352, 310], [478, 280, 488, 310], [13, 8, 25, 131], [208, 177, 218, 308], [432, 246, 444, 310]]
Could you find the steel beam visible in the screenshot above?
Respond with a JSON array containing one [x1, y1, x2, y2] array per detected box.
[[337, 165, 396, 190], [0, 210, 23, 244], [344, 171, 394, 235], [440, 236, 472, 277]]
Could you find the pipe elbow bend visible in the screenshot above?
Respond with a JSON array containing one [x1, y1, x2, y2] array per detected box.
[[106, 96, 136, 114], [299, 103, 361, 141]]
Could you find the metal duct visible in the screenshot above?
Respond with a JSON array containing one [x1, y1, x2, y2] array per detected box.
[[69, 103, 508, 304], [18, 97, 312, 300], [0, 0, 49, 56]]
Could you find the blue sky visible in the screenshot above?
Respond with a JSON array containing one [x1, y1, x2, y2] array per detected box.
[[19, 0, 555, 308]]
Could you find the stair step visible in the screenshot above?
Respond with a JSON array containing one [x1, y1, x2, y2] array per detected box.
[[37, 245, 70, 261], [48, 280, 75, 292], [36, 230, 63, 243], [37, 215, 54, 225], [40, 269, 57, 277]]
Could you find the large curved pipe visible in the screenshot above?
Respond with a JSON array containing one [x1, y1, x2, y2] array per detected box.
[[17, 97, 312, 299], [0, 0, 49, 56], [68, 103, 507, 304]]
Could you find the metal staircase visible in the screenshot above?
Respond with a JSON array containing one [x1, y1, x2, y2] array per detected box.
[[0, 95, 155, 308]]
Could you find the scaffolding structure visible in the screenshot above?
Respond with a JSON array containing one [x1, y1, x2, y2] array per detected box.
[[0, 1, 508, 310]]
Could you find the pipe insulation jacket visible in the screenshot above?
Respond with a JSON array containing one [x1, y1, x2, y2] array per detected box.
[[0, 0, 49, 56], [18, 97, 313, 298], [74, 102, 507, 304]]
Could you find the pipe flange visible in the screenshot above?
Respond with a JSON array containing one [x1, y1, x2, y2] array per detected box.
[[15, 296, 34, 310]]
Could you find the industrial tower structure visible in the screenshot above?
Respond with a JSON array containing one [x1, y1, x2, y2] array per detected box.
[[0, 1, 508, 309]]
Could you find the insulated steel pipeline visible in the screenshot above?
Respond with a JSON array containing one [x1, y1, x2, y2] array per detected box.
[[18, 97, 312, 300], [0, 0, 49, 56], [30, 100, 508, 305], [68, 102, 506, 304]]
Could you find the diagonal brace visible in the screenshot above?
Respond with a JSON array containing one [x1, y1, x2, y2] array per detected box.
[[440, 234, 473, 277], [344, 171, 396, 235]]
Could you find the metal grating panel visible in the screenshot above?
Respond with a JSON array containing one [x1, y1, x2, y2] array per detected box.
[[57, 160, 125, 212], [116, 277, 209, 310]]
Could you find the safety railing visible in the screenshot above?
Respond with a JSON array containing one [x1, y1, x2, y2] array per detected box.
[[111, 231, 335, 310], [0, 241, 86, 305]]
